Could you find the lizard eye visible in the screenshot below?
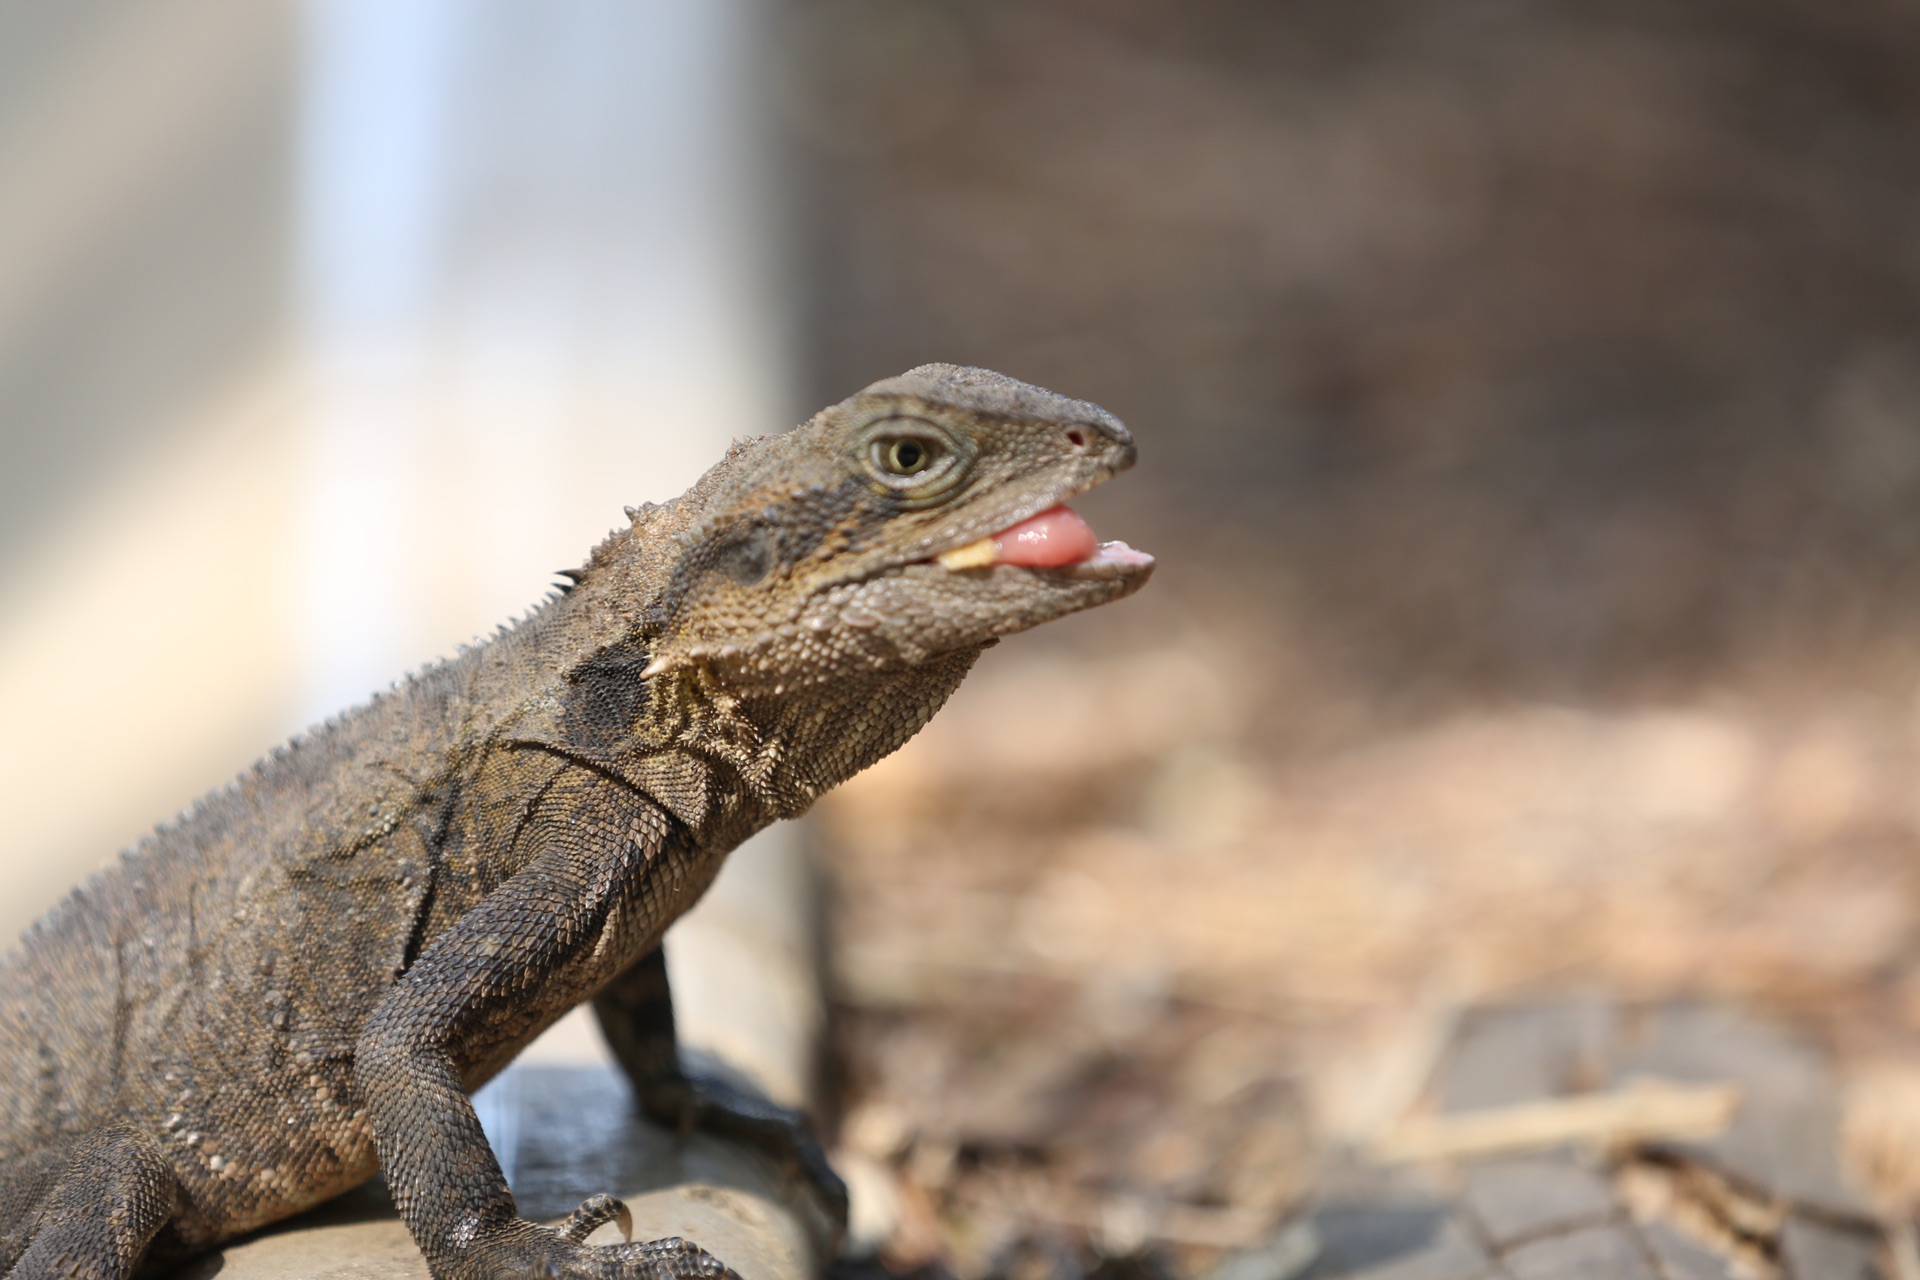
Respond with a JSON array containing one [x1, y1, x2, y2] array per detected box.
[[856, 416, 972, 504], [874, 435, 937, 476]]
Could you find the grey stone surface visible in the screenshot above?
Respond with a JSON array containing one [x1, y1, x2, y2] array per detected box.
[[1500, 1226, 1657, 1280], [1780, 1214, 1883, 1280], [1308, 1203, 1494, 1280], [1210, 1220, 1322, 1280], [1611, 1003, 1872, 1219], [1329, 1001, 1895, 1280], [1636, 1222, 1742, 1280], [1436, 1003, 1612, 1114], [1459, 1156, 1614, 1246], [177, 1064, 825, 1280]]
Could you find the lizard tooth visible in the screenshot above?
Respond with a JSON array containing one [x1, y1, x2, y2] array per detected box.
[[937, 538, 999, 570]]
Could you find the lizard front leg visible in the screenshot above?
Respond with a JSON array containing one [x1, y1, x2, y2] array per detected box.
[[592, 947, 848, 1241], [352, 783, 733, 1280]]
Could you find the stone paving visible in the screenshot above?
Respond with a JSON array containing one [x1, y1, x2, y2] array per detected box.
[[1296, 1003, 1886, 1280]]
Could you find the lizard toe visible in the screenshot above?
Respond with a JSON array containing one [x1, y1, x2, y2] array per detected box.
[[558, 1194, 633, 1244], [600, 1235, 740, 1280]]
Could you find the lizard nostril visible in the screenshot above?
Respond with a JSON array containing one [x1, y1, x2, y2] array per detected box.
[[1064, 427, 1090, 451]]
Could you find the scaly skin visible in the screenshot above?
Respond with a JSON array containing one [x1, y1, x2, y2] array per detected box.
[[0, 365, 1151, 1280]]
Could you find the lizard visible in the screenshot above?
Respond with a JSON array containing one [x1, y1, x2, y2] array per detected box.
[[0, 364, 1153, 1280]]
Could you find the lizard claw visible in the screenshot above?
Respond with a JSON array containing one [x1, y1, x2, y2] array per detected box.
[[559, 1193, 634, 1244]]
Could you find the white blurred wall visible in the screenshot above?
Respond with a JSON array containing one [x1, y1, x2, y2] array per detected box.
[[295, 0, 793, 722], [0, 0, 796, 957], [0, 0, 304, 935]]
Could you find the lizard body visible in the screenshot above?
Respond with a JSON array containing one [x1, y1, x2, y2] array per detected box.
[[0, 366, 1151, 1280]]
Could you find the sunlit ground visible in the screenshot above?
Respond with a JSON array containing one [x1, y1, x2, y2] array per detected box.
[[816, 583, 1920, 1275]]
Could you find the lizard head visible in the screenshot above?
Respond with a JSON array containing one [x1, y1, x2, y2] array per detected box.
[[633, 363, 1153, 691]]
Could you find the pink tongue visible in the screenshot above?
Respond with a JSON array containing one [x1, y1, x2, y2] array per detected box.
[[992, 505, 1098, 567]]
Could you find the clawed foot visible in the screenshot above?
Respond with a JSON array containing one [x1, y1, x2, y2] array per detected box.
[[462, 1212, 740, 1280], [638, 1072, 849, 1242]]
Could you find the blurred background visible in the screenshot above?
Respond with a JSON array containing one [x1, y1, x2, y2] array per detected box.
[[5, 1, 1920, 1277]]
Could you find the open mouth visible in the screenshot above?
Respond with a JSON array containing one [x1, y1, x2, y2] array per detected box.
[[932, 505, 1154, 576]]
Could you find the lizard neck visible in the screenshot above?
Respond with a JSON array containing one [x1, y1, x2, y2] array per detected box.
[[722, 647, 983, 820], [576, 645, 982, 840], [531, 569, 984, 839]]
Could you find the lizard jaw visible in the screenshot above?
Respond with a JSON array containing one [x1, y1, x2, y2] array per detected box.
[[931, 505, 1155, 579]]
